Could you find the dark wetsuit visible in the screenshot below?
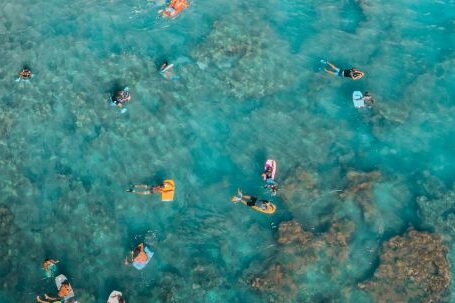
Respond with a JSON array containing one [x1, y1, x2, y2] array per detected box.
[[341, 69, 352, 78], [246, 196, 258, 206]]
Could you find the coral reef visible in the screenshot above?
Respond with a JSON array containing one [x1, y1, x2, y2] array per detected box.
[[416, 175, 455, 240], [358, 229, 451, 303], [340, 170, 381, 221], [245, 219, 355, 301], [191, 12, 297, 99]]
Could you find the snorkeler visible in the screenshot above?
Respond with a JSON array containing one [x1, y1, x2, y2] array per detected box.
[[262, 166, 274, 181], [321, 60, 364, 80], [36, 280, 73, 303], [264, 182, 278, 196], [363, 91, 374, 106], [17, 68, 32, 82], [159, 61, 177, 80], [42, 258, 59, 278], [124, 243, 149, 265], [126, 184, 163, 195], [108, 291, 126, 303], [231, 190, 272, 211], [159, 0, 189, 18], [110, 87, 131, 108]]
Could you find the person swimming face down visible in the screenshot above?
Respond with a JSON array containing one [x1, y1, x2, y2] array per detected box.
[[349, 68, 364, 80]]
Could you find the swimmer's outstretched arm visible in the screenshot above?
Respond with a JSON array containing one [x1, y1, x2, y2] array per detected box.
[[352, 71, 365, 80], [44, 294, 59, 301]]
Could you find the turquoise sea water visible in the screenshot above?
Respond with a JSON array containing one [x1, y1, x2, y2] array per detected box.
[[0, 0, 454, 302]]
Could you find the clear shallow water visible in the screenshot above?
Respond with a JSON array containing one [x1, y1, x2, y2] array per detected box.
[[0, 0, 454, 302]]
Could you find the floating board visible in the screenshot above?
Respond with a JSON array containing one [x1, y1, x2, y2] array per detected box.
[[263, 160, 277, 181], [161, 179, 175, 202], [55, 274, 76, 302], [132, 247, 154, 270], [352, 91, 365, 108], [107, 291, 123, 303], [160, 63, 174, 73], [231, 196, 277, 215], [251, 202, 277, 214]]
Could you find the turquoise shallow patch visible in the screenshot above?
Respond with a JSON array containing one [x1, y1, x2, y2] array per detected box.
[[0, 0, 454, 302]]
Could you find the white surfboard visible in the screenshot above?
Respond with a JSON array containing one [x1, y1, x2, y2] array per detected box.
[[353, 91, 365, 108]]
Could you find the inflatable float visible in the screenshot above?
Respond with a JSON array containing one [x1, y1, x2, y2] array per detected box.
[[107, 291, 125, 303], [159, 0, 189, 18], [263, 160, 277, 181], [132, 246, 154, 270], [250, 202, 277, 214], [55, 274, 77, 302], [160, 179, 175, 202], [231, 194, 277, 215], [352, 91, 365, 108]]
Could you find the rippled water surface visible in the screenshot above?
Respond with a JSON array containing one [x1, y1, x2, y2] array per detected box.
[[0, 0, 454, 302]]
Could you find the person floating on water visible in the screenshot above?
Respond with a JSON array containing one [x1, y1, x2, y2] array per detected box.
[[353, 91, 375, 108], [36, 280, 73, 303], [124, 243, 149, 266], [110, 87, 131, 109], [126, 179, 175, 201], [126, 183, 163, 195], [264, 182, 278, 196], [108, 291, 126, 303], [159, 61, 177, 80], [321, 60, 365, 80], [231, 189, 273, 212], [159, 0, 189, 18], [17, 67, 32, 81], [42, 258, 59, 278], [363, 92, 374, 107], [262, 166, 274, 182]]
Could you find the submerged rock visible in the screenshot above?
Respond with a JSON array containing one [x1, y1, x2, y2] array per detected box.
[[245, 219, 355, 301], [358, 229, 451, 303], [191, 12, 297, 99], [340, 170, 382, 220], [416, 175, 455, 240]]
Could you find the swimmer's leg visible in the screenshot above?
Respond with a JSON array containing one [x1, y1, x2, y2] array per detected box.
[[128, 190, 153, 195], [132, 184, 152, 189], [324, 69, 337, 76]]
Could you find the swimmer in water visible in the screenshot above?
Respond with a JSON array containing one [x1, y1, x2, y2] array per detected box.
[[159, 61, 177, 80], [321, 60, 365, 80], [126, 183, 163, 195], [124, 243, 149, 265], [111, 88, 131, 108], [17, 68, 32, 82], [159, 0, 189, 18], [363, 91, 374, 107], [231, 190, 272, 210]]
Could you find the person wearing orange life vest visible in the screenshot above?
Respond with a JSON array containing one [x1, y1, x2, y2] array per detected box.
[[159, 0, 189, 18], [124, 243, 149, 265], [36, 281, 73, 303]]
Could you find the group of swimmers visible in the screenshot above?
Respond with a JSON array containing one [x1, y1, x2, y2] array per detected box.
[[14, 1, 377, 300], [38, 258, 127, 303]]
